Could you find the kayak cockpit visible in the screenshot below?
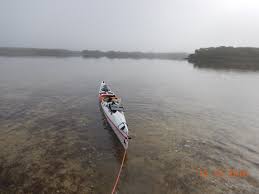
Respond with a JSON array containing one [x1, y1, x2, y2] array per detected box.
[[109, 103, 124, 112], [103, 96, 124, 113]]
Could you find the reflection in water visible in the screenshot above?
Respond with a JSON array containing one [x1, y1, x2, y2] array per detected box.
[[192, 62, 259, 72], [0, 57, 259, 194]]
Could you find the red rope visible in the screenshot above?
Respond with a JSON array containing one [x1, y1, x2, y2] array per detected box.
[[111, 149, 127, 194]]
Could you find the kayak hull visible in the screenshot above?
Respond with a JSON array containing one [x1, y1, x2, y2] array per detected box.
[[99, 81, 129, 149], [101, 104, 129, 149]]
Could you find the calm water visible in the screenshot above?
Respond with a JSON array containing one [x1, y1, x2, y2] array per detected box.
[[0, 57, 259, 194]]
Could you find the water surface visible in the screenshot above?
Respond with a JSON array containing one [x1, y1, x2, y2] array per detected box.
[[0, 57, 259, 194]]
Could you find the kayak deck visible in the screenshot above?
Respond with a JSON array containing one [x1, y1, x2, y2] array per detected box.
[[99, 81, 129, 149]]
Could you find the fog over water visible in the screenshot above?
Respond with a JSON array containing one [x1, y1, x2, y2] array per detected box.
[[1, 1, 259, 193], [0, 57, 259, 193], [1, 0, 259, 52]]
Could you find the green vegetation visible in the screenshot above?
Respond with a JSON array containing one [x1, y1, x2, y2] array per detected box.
[[0, 47, 81, 57], [0, 47, 188, 60], [81, 50, 188, 60], [188, 47, 259, 70]]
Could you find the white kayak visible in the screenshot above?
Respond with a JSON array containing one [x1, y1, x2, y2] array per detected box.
[[98, 81, 129, 149]]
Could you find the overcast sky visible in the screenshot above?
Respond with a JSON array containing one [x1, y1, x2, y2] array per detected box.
[[1, 0, 259, 52]]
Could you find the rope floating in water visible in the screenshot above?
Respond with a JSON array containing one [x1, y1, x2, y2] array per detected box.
[[111, 149, 127, 194]]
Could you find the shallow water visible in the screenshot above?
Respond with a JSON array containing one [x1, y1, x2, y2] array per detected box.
[[0, 57, 259, 194]]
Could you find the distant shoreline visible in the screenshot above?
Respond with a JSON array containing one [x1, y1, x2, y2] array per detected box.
[[0, 47, 188, 60], [188, 46, 259, 70], [2, 47, 259, 70], [0, 47, 81, 57]]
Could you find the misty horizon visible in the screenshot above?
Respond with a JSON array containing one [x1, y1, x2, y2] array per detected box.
[[1, 0, 259, 53]]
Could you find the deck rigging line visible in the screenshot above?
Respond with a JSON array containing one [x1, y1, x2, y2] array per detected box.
[[110, 149, 127, 194]]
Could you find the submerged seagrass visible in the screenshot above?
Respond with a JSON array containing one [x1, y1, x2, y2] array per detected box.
[[0, 57, 258, 194]]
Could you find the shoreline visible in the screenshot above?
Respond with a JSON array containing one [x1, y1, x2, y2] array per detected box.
[[0, 47, 188, 60]]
